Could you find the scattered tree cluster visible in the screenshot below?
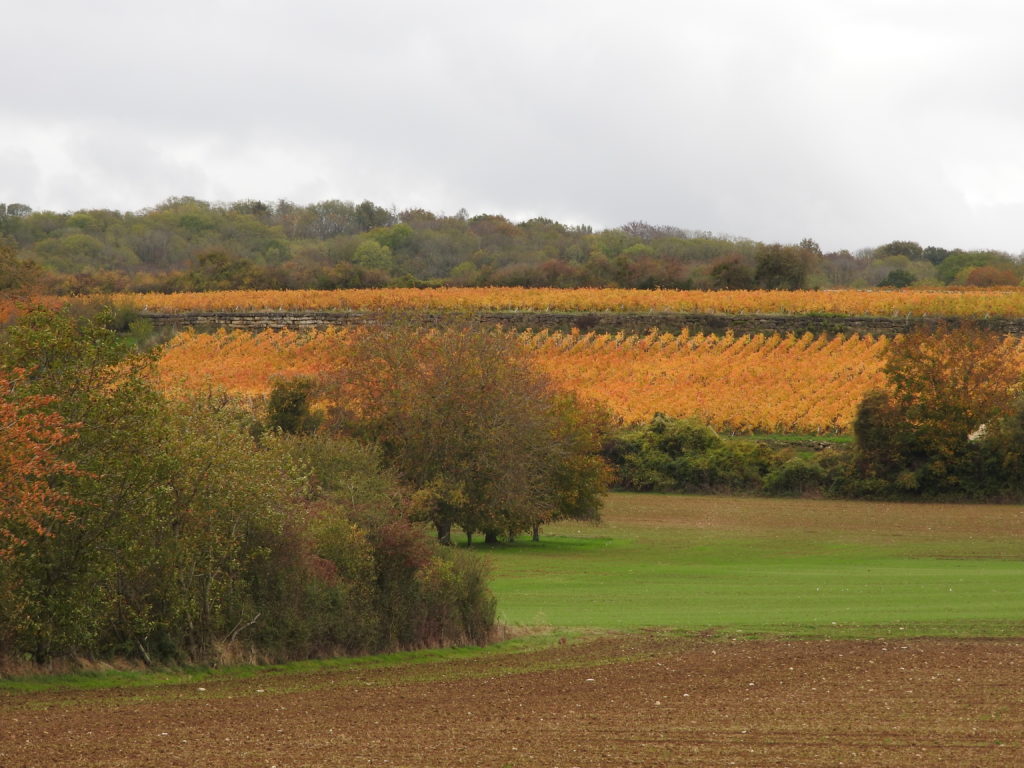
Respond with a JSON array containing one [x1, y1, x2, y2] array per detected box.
[[4, 198, 1018, 295], [0, 309, 497, 666]]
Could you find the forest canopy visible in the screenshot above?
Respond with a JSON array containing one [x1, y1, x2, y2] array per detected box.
[[2, 198, 1020, 296]]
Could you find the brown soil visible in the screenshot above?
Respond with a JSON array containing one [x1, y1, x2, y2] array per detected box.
[[2, 632, 1022, 767]]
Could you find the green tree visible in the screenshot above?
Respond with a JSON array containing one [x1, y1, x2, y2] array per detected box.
[[878, 268, 916, 288], [922, 245, 950, 265], [709, 256, 755, 289], [754, 244, 818, 290], [875, 240, 923, 259], [354, 200, 395, 232], [352, 239, 393, 272], [852, 323, 1021, 495]]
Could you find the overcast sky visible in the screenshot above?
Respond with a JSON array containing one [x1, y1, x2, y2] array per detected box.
[[3, 0, 1024, 253]]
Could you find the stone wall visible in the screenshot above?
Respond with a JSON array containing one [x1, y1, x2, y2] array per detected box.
[[141, 310, 1024, 337]]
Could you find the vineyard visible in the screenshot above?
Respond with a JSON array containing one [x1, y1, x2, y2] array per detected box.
[[156, 327, 916, 434], [8, 285, 1024, 434], [12, 286, 1024, 324]]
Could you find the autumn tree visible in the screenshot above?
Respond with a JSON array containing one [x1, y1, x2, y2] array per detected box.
[[0, 370, 78, 558], [325, 319, 609, 544], [963, 265, 1019, 287]]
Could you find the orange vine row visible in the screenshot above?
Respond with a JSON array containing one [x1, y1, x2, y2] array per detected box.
[[155, 327, 1024, 434]]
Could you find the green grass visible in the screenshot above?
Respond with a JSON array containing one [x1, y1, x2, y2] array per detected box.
[[0, 633, 571, 694], [482, 493, 1024, 638]]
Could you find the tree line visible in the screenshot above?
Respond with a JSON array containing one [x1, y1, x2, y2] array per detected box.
[[2, 198, 1021, 296]]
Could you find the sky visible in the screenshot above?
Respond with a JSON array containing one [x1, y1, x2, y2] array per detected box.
[[3, 0, 1024, 254]]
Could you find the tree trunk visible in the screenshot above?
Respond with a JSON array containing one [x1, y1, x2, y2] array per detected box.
[[465, 530, 473, 547], [436, 521, 452, 546], [532, 524, 540, 542], [484, 531, 499, 545]]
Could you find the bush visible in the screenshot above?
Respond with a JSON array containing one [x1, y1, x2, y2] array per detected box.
[[414, 550, 496, 647], [274, 430, 497, 651], [608, 415, 777, 493], [764, 456, 828, 496]]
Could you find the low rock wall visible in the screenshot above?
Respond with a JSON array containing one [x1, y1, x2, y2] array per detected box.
[[141, 310, 1024, 337]]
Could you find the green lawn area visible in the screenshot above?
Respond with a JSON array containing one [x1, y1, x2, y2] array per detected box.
[[480, 493, 1024, 637]]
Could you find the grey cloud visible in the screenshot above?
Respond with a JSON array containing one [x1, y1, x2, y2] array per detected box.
[[3, 0, 1024, 253]]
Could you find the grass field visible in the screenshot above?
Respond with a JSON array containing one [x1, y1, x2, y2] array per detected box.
[[484, 493, 1024, 637]]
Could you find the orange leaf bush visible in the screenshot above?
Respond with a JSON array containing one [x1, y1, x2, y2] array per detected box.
[[0, 370, 79, 557]]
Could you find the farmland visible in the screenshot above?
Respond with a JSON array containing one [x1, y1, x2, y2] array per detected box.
[[2, 493, 1023, 767], [158, 327, 894, 433], [4, 289, 1024, 765]]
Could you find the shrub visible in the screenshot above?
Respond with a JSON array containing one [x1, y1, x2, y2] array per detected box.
[[607, 415, 777, 493], [415, 550, 496, 647], [764, 456, 828, 496]]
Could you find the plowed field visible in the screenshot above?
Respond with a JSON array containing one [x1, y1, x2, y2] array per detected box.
[[2, 632, 1021, 767]]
